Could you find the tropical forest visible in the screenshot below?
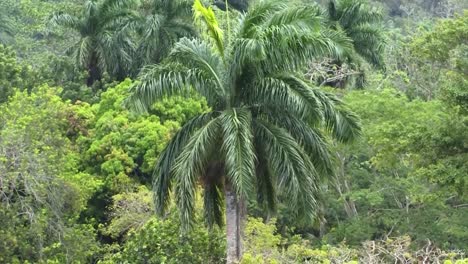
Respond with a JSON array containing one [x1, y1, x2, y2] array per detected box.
[[0, 0, 467, 263]]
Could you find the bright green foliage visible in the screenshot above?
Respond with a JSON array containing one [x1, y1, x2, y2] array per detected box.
[[243, 218, 282, 261], [0, 85, 101, 263], [103, 212, 225, 263], [241, 218, 467, 263], [79, 79, 208, 192], [318, 88, 468, 250], [241, 217, 359, 264], [411, 11, 468, 111], [99, 186, 225, 263], [0, 45, 36, 103], [104, 186, 154, 239]]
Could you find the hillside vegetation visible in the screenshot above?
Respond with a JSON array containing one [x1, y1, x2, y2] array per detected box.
[[0, 0, 466, 263]]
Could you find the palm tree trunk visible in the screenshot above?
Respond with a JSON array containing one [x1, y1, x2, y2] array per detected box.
[[87, 51, 101, 87], [225, 181, 245, 264]]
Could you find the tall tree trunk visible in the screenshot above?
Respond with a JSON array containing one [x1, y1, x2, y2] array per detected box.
[[86, 51, 101, 87], [225, 181, 245, 264], [334, 151, 358, 218]]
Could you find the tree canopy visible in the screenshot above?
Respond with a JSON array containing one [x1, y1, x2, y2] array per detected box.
[[0, 0, 466, 263]]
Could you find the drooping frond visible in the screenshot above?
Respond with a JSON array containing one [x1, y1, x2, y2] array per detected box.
[[265, 4, 322, 30], [173, 117, 222, 230], [99, 0, 138, 19], [220, 108, 256, 199], [326, 0, 385, 72], [259, 26, 352, 76], [329, 0, 382, 28], [348, 24, 385, 68], [247, 73, 323, 121], [203, 162, 225, 228], [193, 0, 224, 57], [126, 63, 218, 113], [313, 90, 362, 142], [74, 36, 93, 69], [234, 0, 286, 39], [169, 38, 225, 99], [49, 13, 83, 31], [254, 136, 276, 214], [254, 119, 318, 222], [134, 0, 195, 67], [262, 108, 333, 176], [98, 28, 136, 77], [153, 112, 217, 216]]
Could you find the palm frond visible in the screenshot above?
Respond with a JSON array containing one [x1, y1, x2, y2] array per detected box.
[[125, 63, 218, 113], [220, 108, 256, 199], [203, 162, 224, 228], [49, 12, 82, 31], [99, 0, 138, 18], [254, 118, 318, 222], [254, 138, 276, 214], [262, 108, 333, 176], [314, 91, 362, 142], [247, 74, 323, 121], [153, 112, 217, 216], [173, 117, 222, 231], [348, 24, 385, 68], [169, 38, 226, 99], [258, 25, 352, 76], [75, 36, 93, 69], [265, 4, 322, 30], [193, 0, 224, 57], [234, 0, 286, 39], [326, 0, 385, 72]]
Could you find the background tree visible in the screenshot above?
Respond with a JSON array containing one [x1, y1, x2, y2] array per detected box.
[[323, 0, 385, 88], [0, 86, 101, 262], [0, 13, 13, 44], [133, 0, 195, 70], [127, 0, 360, 262], [50, 0, 138, 86], [0, 45, 37, 103]]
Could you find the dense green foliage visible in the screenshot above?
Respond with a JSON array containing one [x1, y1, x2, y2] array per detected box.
[[0, 0, 466, 263]]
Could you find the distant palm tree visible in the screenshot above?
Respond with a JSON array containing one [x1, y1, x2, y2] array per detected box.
[[133, 0, 195, 70], [127, 0, 360, 262], [325, 0, 385, 87], [0, 13, 13, 44], [50, 0, 138, 86]]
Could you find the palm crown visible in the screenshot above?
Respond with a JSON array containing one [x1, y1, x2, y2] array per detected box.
[[0, 13, 13, 44], [50, 0, 138, 85], [128, 0, 361, 230], [134, 0, 195, 68], [325, 0, 385, 87]]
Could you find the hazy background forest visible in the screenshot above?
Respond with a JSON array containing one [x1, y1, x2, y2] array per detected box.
[[0, 0, 467, 263]]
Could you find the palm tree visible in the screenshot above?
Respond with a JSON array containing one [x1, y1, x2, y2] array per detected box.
[[0, 13, 13, 44], [50, 0, 138, 86], [325, 0, 385, 87], [127, 0, 360, 262], [133, 0, 195, 70]]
